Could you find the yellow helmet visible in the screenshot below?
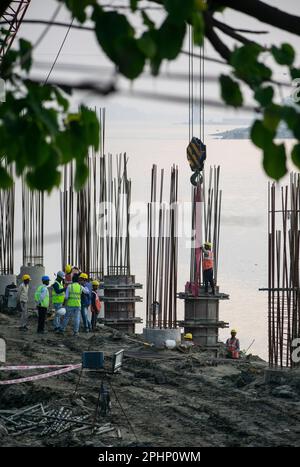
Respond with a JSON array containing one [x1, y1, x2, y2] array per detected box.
[[231, 329, 237, 334], [22, 274, 31, 281], [92, 280, 99, 287], [79, 272, 88, 280], [65, 264, 72, 274], [184, 333, 193, 340], [204, 241, 212, 248]]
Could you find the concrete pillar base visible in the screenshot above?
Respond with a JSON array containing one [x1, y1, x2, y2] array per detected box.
[[143, 327, 181, 349]]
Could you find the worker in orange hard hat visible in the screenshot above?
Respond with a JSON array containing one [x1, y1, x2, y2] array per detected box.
[[202, 241, 215, 295], [17, 274, 31, 330], [226, 329, 240, 359]]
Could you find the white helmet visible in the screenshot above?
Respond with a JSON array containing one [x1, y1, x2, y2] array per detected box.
[[57, 307, 66, 317]]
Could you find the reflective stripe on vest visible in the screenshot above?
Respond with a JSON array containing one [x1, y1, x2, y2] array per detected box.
[[67, 283, 81, 307], [203, 250, 213, 270], [52, 280, 65, 304], [227, 338, 239, 352], [34, 285, 49, 308]]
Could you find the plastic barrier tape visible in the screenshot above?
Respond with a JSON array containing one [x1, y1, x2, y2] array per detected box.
[[0, 364, 82, 385], [0, 364, 79, 371]]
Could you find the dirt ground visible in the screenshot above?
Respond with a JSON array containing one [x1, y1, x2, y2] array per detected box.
[[0, 311, 300, 447]]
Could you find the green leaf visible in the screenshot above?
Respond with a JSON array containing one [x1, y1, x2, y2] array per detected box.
[[164, 0, 195, 23], [250, 120, 274, 149], [290, 67, 300, 80], [59, 0, 96, 23], [291, 144, 300, 169], [79, 105, 100, 151], [282, 106, 300, 138], [53, 87, 69, 112], [74, 161, 89, 191], [26, 149, 61, 192], [271, 43, 295, 66], [157, 16, 186, 60], [192, 12, 204, 46], [230, 44, 271, 86], [19, 38, 32, 72], [130, 0, 139, 11], [93, 8, 145, 79], [263, 104, 281, 132], [263, 143, 287, 180], [141, 11, 155, 30], [219, 74, 243, 107], [254, 86, 274, 106], [137, 31, 157, 58], [0, 165, 13, 189]]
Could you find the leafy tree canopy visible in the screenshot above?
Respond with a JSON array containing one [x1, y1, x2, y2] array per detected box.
[[1, 0, 300, 190]]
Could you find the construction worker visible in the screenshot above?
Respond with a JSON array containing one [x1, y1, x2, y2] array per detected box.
[[79, 272, 92, 332], [52, 271, 66, 331], [202, 241, 215, 295], [226, 329, 240, 359], [178, 333, 194, 352], [91, 280, 101, 331], [59, 274, 89, 337], [35, 276, 50, 334], [64, 264, 73, 286], [17, 274, 31, 330]]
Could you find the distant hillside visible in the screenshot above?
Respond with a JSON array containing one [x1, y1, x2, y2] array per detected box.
[[211, 124, 294, 140]]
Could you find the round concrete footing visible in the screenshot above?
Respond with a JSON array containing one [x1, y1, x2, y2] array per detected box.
[[143, 327, 181, 349]]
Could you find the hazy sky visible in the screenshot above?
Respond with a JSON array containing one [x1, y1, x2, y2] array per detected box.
[[18, 0, 300, 125]]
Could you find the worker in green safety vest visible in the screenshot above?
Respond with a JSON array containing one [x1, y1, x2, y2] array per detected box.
[[58, 273, 89, 337], [52, 270, 66, 331], [34, 275, 50, 334]]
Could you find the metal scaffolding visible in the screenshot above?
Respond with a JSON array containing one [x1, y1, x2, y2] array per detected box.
[[0, 1, 31, 63]]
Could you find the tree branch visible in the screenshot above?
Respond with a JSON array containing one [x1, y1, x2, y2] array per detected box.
[[211, 0, 300, 37], [212, 18, 254, 45], [204, 12, 232, 62]]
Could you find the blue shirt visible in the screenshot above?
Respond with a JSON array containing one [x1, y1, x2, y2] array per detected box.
[[81, 281, 92, 306]]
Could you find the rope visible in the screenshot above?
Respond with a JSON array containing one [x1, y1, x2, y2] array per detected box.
[[43, 17, 74, 85]]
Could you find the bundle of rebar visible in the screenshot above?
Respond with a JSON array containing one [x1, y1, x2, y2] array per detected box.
[[105, 153, 131, 276], [0, 165, 14, 274], [22, 176, 44, 266], [190, 166, 222, 286], [60, 109, 106, 278], [267, 174, 300, 368], [146, 165, 178, 328]]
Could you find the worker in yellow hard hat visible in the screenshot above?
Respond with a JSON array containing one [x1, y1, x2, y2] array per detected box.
[[226, 329, 240, 359], [202, 241, 215, 295], [91, 280, 101, 331], [179, 332, 194, 352], [17, 274, 31, 330], [79, 272, 92, 332]]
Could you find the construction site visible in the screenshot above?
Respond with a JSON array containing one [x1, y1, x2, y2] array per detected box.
[[0, 0, 300, 451]]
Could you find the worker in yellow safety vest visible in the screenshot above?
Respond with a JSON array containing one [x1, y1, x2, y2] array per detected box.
[[52, 270, 66, 331], [58, 274, 89, 337], [34, 275, 50, 334], [226, 329, 240, 359], [202, 241, 215, 295]]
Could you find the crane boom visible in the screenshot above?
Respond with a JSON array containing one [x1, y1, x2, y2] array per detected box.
[[0, 0, 31, 63]]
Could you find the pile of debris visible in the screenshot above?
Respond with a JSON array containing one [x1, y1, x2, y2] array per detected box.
[[0, 403, 120, 438]]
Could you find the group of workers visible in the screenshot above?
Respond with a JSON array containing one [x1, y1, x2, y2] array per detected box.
[[16, 265, 102, 336]]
